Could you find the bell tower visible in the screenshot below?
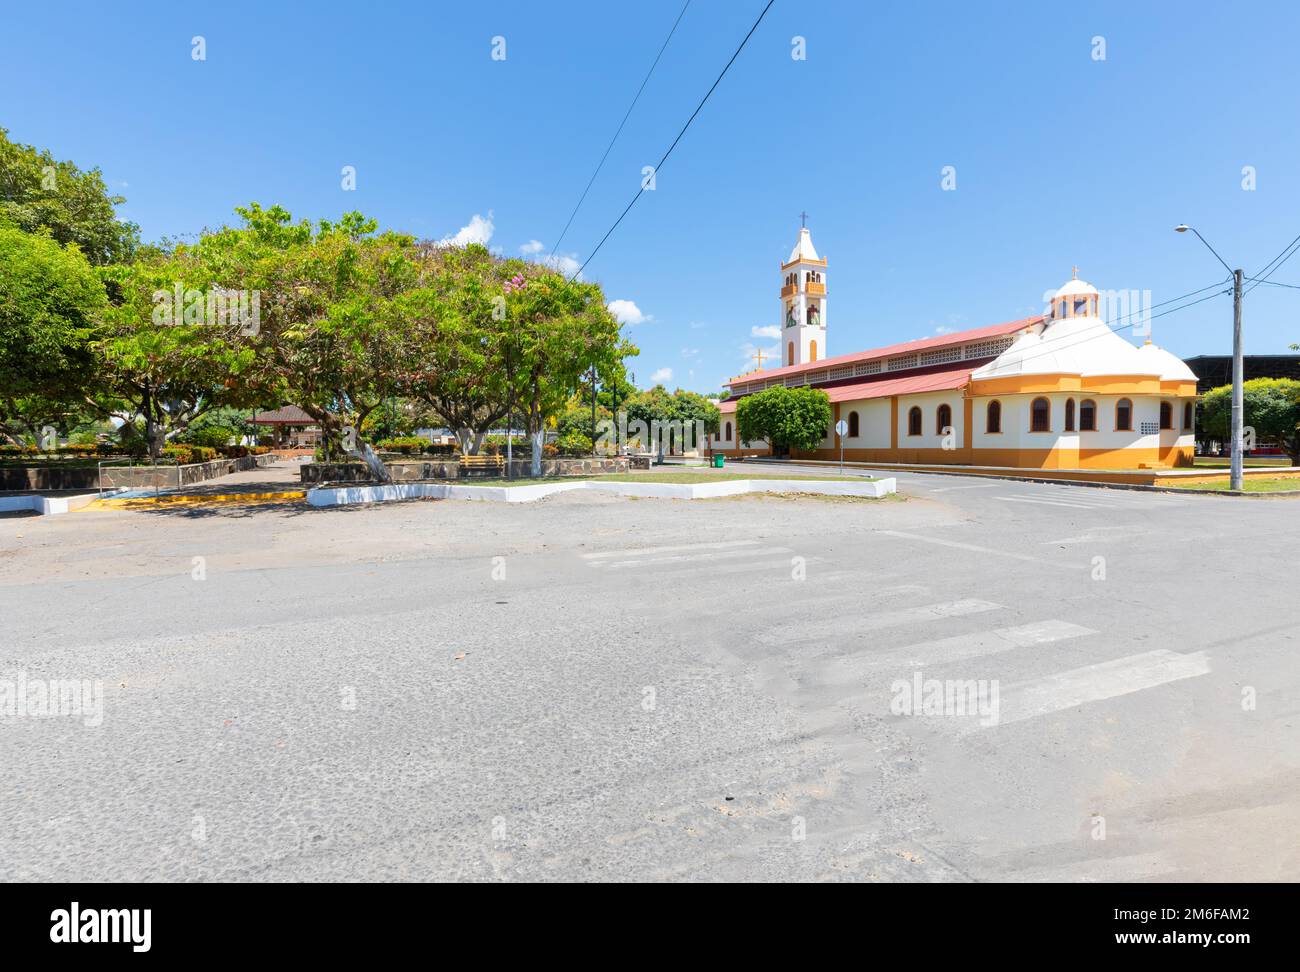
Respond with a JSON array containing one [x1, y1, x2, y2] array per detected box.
[[779, 216, 827, 366]]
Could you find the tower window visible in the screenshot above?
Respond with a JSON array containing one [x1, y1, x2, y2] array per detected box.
[[986, 400, 1002, 434], [848, 410, 859, 437], [1065, 398, 1076, 432], [1116, 398, 1133, 431], [1030, 397, 1051, 432], [1159, 401, 1173, 430], [809, 339, 817, 362], [936, 403, 952, 435], [787, 341, 794, 366], [1080, 399, 1097, 431], [907, 406, 922, 436]]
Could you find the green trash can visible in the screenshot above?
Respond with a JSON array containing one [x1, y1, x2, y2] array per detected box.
[[712, 454, 725, 468]]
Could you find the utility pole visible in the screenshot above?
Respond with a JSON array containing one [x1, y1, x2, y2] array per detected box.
[[1175, 225, 1244, 489], [1231, 268, 1244, 490]]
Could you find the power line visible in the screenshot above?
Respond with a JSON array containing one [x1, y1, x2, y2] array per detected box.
[[571, 0, 777, 281], [1247, 277, 1300, 290], [549, 0, 692, 262], [1245, 231, 1300, 294]]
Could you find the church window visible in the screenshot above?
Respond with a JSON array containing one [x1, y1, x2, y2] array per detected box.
[[1183, 402, 1194, 430], [848, 411, 859, 437], [1064, 398, 1076, 432], [1080, 399, 1097, 431], [725, 421, 732, 441], [1030, 397, 1051, 432], [1159, 401, 1173, 430], [1116, 398, 1133, 431], [907, 406, 922, 436], [936, 403, 952, 435], [986, 400, 1002, 434]]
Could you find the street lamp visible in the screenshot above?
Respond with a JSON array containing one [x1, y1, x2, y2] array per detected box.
[[1175, 224, 1244, 490]]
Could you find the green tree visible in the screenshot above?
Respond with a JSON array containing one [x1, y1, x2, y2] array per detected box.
[[735, 385, 832, 454], [1199, 378, 1300, 463], [0, 128, 140, 265], [0, 224, 105, 443]]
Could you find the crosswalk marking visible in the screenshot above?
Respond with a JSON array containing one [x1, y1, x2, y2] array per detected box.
[[927, 483, 1001, 493], [819, 619, 1095, 685], [877, 530, 1088, 569], [995, 649, 1210, 725], [599, 545, 792, 569], [761, 598, 1003, 645], [995, 495, 1099, 510], [581, 540, 759, 560]]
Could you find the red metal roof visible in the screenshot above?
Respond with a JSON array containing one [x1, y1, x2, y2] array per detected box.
[[717, 363, 975, 413], [250, 405, 317, 425], [729, 315, 1038, 385]]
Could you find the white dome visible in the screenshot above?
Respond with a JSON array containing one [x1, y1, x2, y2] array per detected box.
[[1054, 277, 1099, 299], [1133, 341, 1197, 382], [972, 316, 1150, 380]]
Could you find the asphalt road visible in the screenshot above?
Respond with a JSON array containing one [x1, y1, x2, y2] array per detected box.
[[2, 467, 1297, 881]]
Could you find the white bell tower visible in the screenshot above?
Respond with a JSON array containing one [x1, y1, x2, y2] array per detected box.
[[779, 215, 827, 366]]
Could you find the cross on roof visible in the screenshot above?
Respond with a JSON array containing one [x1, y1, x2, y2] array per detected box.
[[1071, 265, 1079, 280], [800, 211, 809, 229], [752, 348, 768, 370]]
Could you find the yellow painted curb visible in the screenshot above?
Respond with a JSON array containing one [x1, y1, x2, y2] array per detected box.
[[81, 490, 306, 510]]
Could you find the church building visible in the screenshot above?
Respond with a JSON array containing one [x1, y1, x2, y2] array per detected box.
[[711, 226, 1200, 470]]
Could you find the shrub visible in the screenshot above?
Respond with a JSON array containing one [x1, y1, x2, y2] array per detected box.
[[554, 430, 592, 456], [376, 436, 432, 455], [180, 424, 237, 448]]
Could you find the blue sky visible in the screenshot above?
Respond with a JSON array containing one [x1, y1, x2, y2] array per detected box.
[[4, 0, 1298, 392]]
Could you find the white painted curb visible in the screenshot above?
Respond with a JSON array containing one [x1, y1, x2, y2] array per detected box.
[[307, 477, 896, 508], [0, 493, 94, 515]]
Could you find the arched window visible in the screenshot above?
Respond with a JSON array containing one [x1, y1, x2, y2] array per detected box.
[[1160, 401, 1173, 430], [724, 421, 732, 441], [907, 406, 922, 436], [1065, 398, 1076, 432], [936, 403, 952, 435], [1030, 397, 1051, 432], [809, 339, 818, 362], [986, 400, 1002, 434], [787, 341, 794, 366], [848, 410, 860, 438], [1080, 399, 1097, 431], [1116, 398, 1133, 431], [1183, 402, 1194, 430]]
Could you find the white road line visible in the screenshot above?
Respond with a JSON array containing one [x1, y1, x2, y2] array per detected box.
[[876, 530, 1089, 569], [602, 546, 792, 569], [995, 649, 1211, 725], [582, 540, 760, 560], [995, 495, 1105, 510], [761, 599, 1003, 645], [821, 619, 1096, 684]]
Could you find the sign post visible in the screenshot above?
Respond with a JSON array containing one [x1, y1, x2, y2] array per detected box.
[[834, 419, 848, 475]]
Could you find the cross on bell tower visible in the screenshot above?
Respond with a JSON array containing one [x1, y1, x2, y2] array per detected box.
[[778, 220, 828, 366]]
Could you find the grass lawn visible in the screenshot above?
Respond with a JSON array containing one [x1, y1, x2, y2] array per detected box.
[[452, 470, 874, 487], [1192, 456, 1293, 468], [1176, 478, 1300, 493]]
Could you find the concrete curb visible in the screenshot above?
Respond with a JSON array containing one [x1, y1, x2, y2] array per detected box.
[[0, 492, 99, 515], [306, 478, 897, 507]]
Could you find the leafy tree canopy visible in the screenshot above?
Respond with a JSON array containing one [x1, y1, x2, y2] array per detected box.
[[735, 385, 832, 452], [1199, 378, 1300, 463]]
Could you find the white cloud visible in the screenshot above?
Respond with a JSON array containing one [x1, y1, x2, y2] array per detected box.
[[519, 239, 545, 255], [751, 324, 781, 339], [608, 299, 652, 326], [650, 367, 673, 384], [439, 211, 495, 247], [543, 252, 582, 278]]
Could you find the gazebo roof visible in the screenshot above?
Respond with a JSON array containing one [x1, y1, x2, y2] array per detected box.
[[250, 405, 318, 426]]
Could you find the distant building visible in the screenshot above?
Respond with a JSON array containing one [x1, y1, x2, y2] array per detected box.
[[250, 405, 321, 448], [1183, 355, 1300, 394]]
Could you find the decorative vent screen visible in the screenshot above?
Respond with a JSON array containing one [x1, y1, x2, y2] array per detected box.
[[964, 337, 1015, 359], [920, 346, 963, 366], [854, 360, 882, 376], [887, 354, 919, 372], [829, 367, 852, 380], [1140, 421, 1159, 435]]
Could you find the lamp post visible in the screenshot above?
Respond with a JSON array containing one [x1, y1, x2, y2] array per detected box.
[[1175, 224, 1244, 490]]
